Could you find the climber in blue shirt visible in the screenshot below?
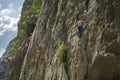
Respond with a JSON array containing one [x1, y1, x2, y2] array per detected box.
[[75, 20, 84, 38]]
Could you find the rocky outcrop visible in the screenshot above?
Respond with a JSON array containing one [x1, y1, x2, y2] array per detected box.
[[89, 56, 120, 80], [1, 0, 120, 80]]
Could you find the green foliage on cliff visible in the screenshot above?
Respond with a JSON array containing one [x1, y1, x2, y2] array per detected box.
[[22, 0, 42, 26], [56, 39, 67, 60], [10, 0, 42, 59], [11, 39, 22, 53], [22, 20, 27, 26], [32, 0, 42, 13], [29, 33, 33, 39], [18, 29, 25, 38], [11, 29, 25, 53]]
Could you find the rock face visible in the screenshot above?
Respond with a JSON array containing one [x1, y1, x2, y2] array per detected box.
[[89, 56, 120, 80], [0, 39, 15, 80], [0, 59, 9, 80], [19, 0, 120, 80], [1, 0, 120, 80]]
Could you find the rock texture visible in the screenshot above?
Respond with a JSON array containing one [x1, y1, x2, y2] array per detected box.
[[0, 39, 15, 80], [0, 0, 120, 80], [19, 0, 120, 80]]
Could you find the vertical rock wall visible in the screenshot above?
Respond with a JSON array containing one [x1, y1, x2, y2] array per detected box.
[[19, 0, 120, 80], [1, 0, 120, 80]]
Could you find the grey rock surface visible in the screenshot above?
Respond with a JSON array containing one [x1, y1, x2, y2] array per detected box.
[[19, 0, 120, 80], [0, 0, 120, 80]]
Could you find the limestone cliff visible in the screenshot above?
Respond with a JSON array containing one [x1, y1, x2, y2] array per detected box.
[[1, 0, 120, 80], [19, 0, 120, 80]]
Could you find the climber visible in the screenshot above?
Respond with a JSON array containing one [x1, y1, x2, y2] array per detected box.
[[75, 20, 84, 38]]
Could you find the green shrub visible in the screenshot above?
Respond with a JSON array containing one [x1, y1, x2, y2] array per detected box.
[[11, 47, 16, 53], [22, 9, 31, 21], [18, 29, 25, 38], [11, 29, 25, 53], [22, 20, 27, 26], [11, 39, 22, 53], [22, 0, 42, 26], [29, 33, 33, 39], [56, 39, 67, 60], [32, 0, 42, 13]]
